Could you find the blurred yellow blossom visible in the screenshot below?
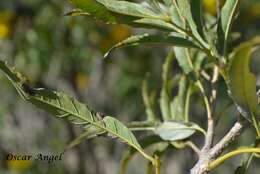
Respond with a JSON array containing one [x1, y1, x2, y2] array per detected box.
[[250, 4, 260, 18], [7, 159, 33, 171], [203, 0, 225, 16], [75, 73, 89, 90], [0, 11, 14, 39], [100, 25, 131, 53], [0, 24, 9, 38], [110, 25, 131, 44]]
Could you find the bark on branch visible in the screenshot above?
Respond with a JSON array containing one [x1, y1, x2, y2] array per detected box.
[[190, 120, 246, 174]]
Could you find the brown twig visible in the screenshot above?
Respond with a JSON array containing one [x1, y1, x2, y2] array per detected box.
[[190, 120, 246, 174]]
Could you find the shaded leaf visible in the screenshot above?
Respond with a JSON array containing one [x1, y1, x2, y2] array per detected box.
[[217, 0, 239, 55], [170, 76, 189, 121], [69, 0, 117, 23], [176, 0, 208, 49], [105, 33, 199, 57], [190, 0, 204, 39], [227, 44, 258, 118], [174, 47, 194, 75], [160, 49, 175, 120]]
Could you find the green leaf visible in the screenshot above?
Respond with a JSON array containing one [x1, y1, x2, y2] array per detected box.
[[105, 33, 199, 57], [96, 0, 166, 19], [160, 49, 175, 121], [69, 0, 117, 23], [190, 0, 204, 39], [155, 121, 200, 141], [217, 0, 239, 55], [227, 44, 258, 118], [174, 47, 194, 75], [69, 1, 183, 32], [170, 76, 189, 121], [120, 135, 164, 174], [0, 60, 154, 162], [132, 18, 182, 31], [176, 0, 208, 49]]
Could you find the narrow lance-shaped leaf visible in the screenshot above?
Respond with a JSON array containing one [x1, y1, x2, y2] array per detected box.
[[96, 0, 166, 19], [160, 49, 175, 120], [0, 60, 154, 162], [190, 0, 204, 39], [217, 0, 239, 55], [170, 75, 189, 121], [69, 0, 117, 23], [176, 0, 209, 49], [227, 44, 258, 119], [68, 1, 186, 32], [168, 5, 197, 78], [105, 33, 199, 57]]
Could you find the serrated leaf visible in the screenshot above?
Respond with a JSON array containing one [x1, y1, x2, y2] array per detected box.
[[0, 60, 152, 161], [227, 44, 258, 118], [103, 116, 141, 148], [155, 121, 199, 141], [120, 135, 164, 174], [217, 0, 239, 55], [105, 33, 199, 57], [176, 0, 208, 49]]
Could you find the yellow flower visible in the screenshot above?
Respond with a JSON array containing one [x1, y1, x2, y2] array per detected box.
[[0, 24, 9, 38], [7, 160, 32, 171], [75, 73, 89, 90], [110, 25, 131, 44], [203, 0, 225, 16], [0, 11, 14, 39], [100, 25, 131, 53], [250, 4, 260, 18]]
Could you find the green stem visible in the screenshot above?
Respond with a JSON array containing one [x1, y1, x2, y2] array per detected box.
[[252, 116, 260, 137], [196, 81, 211, 119], [184, 86, 192, 122], [208, 148, 260, 170], [154, 155, 161, 174]]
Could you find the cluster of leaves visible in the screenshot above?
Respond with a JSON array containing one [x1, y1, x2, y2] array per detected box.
[[1, 0, 260, 173]]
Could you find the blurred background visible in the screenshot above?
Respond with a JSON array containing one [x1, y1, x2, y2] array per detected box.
[[0, 0, 259, 174]]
